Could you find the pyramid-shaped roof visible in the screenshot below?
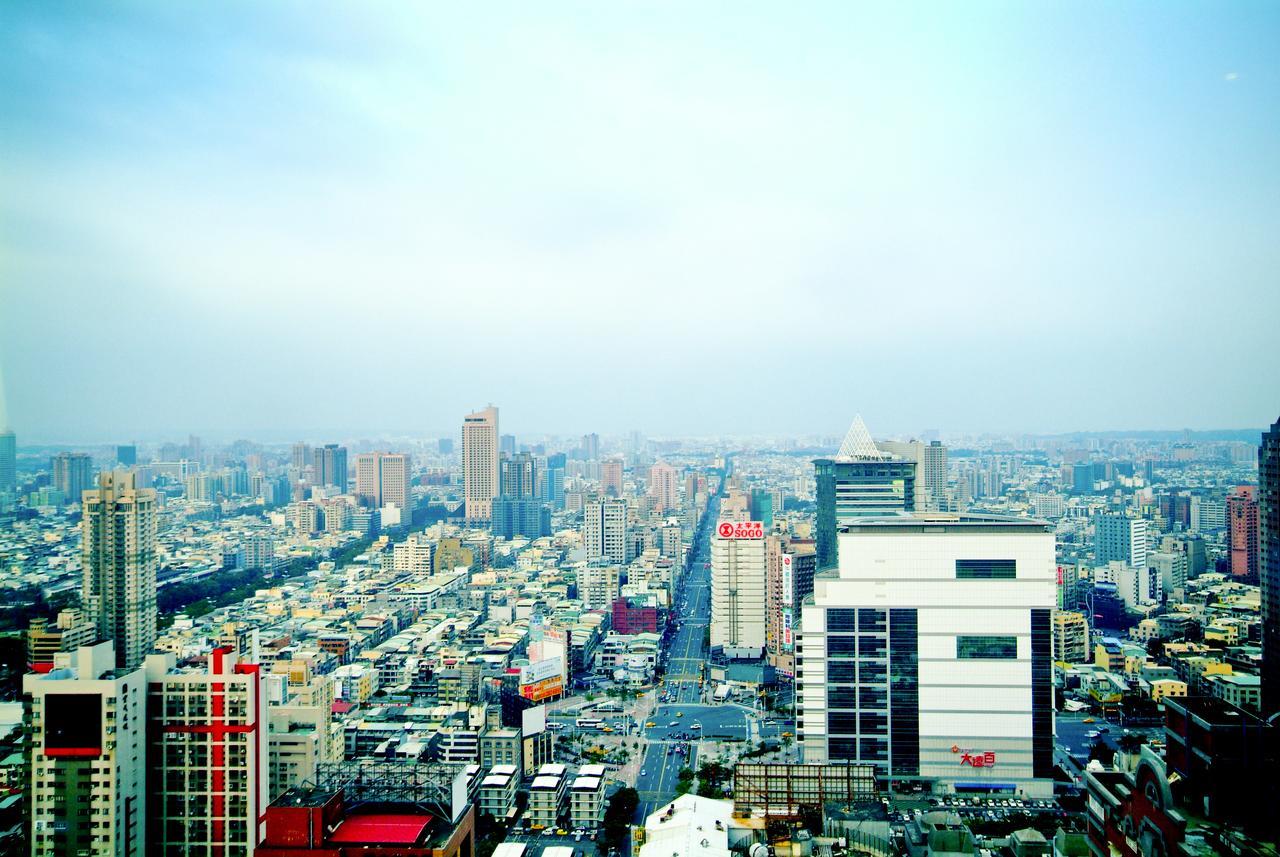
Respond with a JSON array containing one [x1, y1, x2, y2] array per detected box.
[[836, 415, 893, 461]]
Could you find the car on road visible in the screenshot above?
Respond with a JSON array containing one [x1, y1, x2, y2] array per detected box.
[[640, 769, 647, 776], [645, 721, 656, 728]]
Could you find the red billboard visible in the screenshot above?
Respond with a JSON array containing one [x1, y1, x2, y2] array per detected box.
[[717, 520, 764, 540]]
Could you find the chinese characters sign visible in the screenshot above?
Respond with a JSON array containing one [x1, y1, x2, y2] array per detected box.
[[718, 520, 764, 540], [952, 745, 997, 767]]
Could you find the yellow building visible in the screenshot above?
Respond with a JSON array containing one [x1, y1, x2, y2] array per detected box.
[[1149, 679, 1188, 702]]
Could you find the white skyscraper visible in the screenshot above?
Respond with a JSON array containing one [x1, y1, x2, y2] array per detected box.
[[710, 521, 767, 657], [25, 641, 148, 857], [584, 498, 628, 564], [462, 406, 499, 522], [798, 513, 1056, 797]]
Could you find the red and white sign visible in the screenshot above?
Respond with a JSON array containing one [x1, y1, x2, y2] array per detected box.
[[952, 745, 997, 767], [717, 520, 764, 540]]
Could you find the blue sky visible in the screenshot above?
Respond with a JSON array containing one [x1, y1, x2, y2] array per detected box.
[[2, 2, 1278, 442]]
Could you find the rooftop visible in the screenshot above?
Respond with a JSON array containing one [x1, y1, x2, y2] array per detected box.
[[328, 812, 433, 846]]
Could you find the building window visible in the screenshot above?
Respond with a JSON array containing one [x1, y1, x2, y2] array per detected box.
[[827, 636, 858, 657], [956, 635, 1018, 659], [827, 609, 857, 632], [956, 559, 1016, 579]]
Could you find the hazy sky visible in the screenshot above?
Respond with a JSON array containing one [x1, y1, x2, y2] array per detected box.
[[2, 2, 1278, 442]]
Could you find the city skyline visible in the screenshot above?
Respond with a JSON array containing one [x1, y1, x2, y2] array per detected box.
[[2, 3, 1279, 439]]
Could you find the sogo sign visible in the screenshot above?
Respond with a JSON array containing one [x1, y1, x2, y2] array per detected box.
[[717, 521, 764, 540]]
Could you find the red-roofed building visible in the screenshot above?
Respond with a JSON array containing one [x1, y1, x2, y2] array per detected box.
[[256, 786, 474, 857]]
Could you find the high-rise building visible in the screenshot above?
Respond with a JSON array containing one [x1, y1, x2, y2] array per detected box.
[[749, 488, 774, 529], [711, 522, 767, 657], [0, 428, 14, 493], [462, 406, 499, 522], [601, 457, 624, 497], [115, 443, 137, 467], [1094, 513, 1148, 569], [354, 452, 412, 520], [312, 443, 348, 490], [1261, 417, 1280, 716], [584, 498, 627, 564], [390, 532, 434, 576], [492, 497, 551, 540], [438, 437, 454, 455], [501, 451, 539, 499], [578, 562, 622, 610], [290, 442, 312, 471], [813, 416, 916, 570], [146, 646, 268, 855], [543, 452, 566, 511], [1053, 611, 1090, 664], [581, 433, 600, 461], [500, 433, 517, 456], [52, 451, 94, 504], [1227, 485, 1260, 579], [798, 513, 1056, 796], [24, 641, 148, 857], [923, 441, 948, 510], [82, 471, 158, 671], [648, 462, 679, 512]]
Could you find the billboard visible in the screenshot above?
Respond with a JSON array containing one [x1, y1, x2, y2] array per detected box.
[[781, 554, 794, 607], [44, 693, 102, 758], [717, 520, 764, 540], [520, 657, 563, 685], [521, 704, 547, 737], [520, 657, 564, 702], [520, 675, 564, 703], [781, 609, 794, 650]]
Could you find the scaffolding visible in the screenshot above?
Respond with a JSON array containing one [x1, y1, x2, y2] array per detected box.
[[311, 758, 467, 821], [732, 763, 879, 819]]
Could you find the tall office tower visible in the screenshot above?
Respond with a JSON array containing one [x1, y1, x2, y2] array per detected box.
[[711, 521, 767, 657], [601, 457, 624, 497], [749, 488, 774, 529], [492, 497, 551, 540], [1071, 463, 1093, 494], [82, 471, 158, 671], [581, 433, 600, 461], [185, 434, 203, 464], [500, 433, 517, 456], [501, 451, 539, 499], [290, 441, 312, 471], [584, 498, 628, 564], [765, 537, 807, 674], [312, 443, 348, 490], [798, 514, 1056, 797], [115, 443, 137, 467], [0, 428, 14, 492], [52, 451, 94, 503], [1260, 417, 1280, 716], [648, 462, 679, 511], [813, 416, 916, 571], [438, 437, 454, 455], [579, 562, 622, 610], [543, 452, 566, 510], [1094, 513, 1148, 569], [463, 406, 500, 522], [922, 441, 948, 510], [146, 646, 267, 855], [24, 642, 148, 857], [354, 452, 412, 517], [1227, 485, 1260, 579], [876, 439, 927, 509]]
